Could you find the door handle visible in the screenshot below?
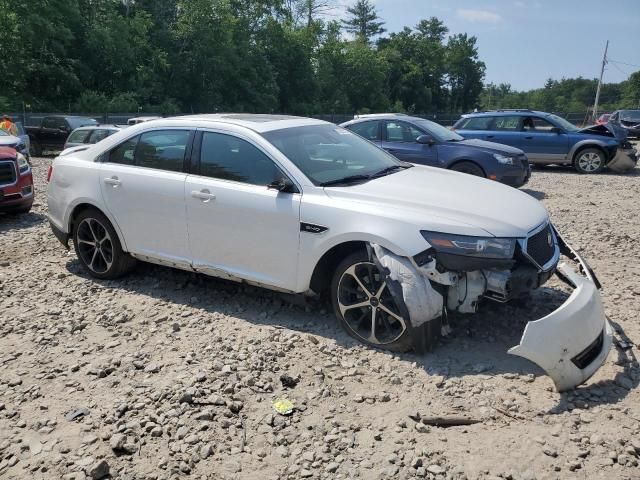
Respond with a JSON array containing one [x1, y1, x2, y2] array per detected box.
[[103, 176, 121, 187], [485, 135, 495, 139], [191, 189, 216, 202], [524, 136, 533, 140]]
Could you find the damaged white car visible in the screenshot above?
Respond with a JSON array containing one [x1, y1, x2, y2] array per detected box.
[[46, 114, 611, 391]]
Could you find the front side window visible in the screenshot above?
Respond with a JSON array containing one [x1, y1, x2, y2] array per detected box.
[[67, 129, 92, 144], [522, 116, 555, 132], [493, 116, 521, 131], [42, 118, 57, 129], [135, 130, 190, 172], [385, 121, 423, 143], [348, 121, 381, 141], [262, 124, 403, 186], [199, 132, 280, 186]]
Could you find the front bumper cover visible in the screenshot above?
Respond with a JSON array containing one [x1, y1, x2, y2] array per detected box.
[[607, 146, 638, 173], [508, 234, 612, 392]]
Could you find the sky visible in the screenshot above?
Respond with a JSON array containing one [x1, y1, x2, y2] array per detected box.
[[332, 0, 640, 91]]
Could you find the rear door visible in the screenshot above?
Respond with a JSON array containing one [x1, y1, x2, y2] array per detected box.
[[185, 130, 301, 290], [380, 120, 437, 165], [99, 129, 193, 266], [520, 116, 569, 163], [487, 115, 524, 148]]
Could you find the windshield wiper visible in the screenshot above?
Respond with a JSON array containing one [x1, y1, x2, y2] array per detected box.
[[370, 164, 412, 179], [319, 174, 372, 187]]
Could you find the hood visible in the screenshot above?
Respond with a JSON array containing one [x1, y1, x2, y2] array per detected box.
[[0, 134, 20, 146], [324, 166, 548, 238], [578, 123, 627, 141], [455, 138, 525, 156]]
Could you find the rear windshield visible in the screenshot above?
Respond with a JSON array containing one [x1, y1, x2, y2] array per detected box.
[[67, 118, 98, 129], [67, 129, 92, 144]]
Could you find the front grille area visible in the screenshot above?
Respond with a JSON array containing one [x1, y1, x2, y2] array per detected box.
[[0, 161, 16, 186], [527, 224, 555, 268]]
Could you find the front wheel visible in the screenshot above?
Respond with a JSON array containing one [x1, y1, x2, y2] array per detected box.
[[450, 161, 485, 177], [72, 208, 136, 279], [574, 148, 605, 174], [331, 251, 414, 352]]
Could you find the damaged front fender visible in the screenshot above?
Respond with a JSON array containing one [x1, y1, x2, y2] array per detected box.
[[508, 247, 612, 392]]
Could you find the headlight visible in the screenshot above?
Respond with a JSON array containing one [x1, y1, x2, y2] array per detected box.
[[421, 231, 516, 259], [493, 153, 514, 165], [16, 153, 30, 174]]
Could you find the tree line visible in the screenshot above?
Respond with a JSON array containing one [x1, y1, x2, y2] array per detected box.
[[1, 0, 637, 116]]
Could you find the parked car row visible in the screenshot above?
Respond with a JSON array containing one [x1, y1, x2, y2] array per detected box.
[[45, 114, 612, 391]]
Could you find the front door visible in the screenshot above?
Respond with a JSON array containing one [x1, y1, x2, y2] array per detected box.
[[185, 130, 301, 291], [381, 120, 438, 166], [520, 116, 569, 163], [99, 129, 193, 266]]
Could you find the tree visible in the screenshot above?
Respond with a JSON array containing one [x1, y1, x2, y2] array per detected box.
[[341, 0, 385, 42], [445, 34, 485, 112]]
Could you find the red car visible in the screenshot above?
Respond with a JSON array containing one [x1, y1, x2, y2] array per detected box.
[[0, 147, 34, 214], [595, 113, 610, 125]]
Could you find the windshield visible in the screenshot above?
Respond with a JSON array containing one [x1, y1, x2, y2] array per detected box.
[[262, 124, 405, 186], [620, 110, 640, 122], [414, 119, 463, 142], [547, 114, 579, 132]]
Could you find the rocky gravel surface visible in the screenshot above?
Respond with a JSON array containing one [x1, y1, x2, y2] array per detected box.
[[1, 155, 639, 480]]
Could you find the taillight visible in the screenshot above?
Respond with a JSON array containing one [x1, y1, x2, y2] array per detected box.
[[47, 165, 53, 182]]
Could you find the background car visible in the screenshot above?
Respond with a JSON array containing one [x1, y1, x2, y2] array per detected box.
[[27, 115, 98, 156], [595, 113, 611, 125], [64, 125, 124, 151], [608, 110, 640, 138], [15, 122, 31, 157], [0, 147, 33, 214], [340, 114, 530, 187], [453, 109, 635, 174], [127, 116, 162, 125]]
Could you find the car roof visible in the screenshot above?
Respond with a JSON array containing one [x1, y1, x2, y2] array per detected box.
[[460, 110, 551, 118], [343, 114, 428, 124], [160, 114, 329, 133]]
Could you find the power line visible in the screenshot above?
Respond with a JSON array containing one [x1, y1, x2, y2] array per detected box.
[[608, 59, 640, 69], [609, 61, 630, 77]]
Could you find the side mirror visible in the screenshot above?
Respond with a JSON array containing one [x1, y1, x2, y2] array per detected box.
[[416, 134, 434, 145], [268, 177, 297, 193]]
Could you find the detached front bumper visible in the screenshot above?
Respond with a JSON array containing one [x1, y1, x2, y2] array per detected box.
[[508, 236, 612, 391], [607, 146, 638, 173]]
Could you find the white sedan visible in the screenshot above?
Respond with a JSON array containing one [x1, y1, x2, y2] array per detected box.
[[46, 114, 611, 391]]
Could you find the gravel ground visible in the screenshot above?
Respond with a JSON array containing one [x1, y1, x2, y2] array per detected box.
[[1, 155, 639, 480]]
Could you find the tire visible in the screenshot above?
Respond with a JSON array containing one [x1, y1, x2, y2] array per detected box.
[[330, 250, 415, 352], [72, 208, 136, 279], [574, 148, 605, 174], [450, 161, 485, 177], [30, 140, 42, 157]]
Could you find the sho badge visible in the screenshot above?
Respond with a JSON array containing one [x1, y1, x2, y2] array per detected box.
[[300, 222, 328, 234]]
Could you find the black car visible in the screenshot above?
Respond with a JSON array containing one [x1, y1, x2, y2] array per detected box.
[[340, 114, 531, 187], [609, 110, 640, 138], [27, 115, 98, 156]]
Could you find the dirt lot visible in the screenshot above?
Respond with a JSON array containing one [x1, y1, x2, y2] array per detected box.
[[1, 155, 640, 480]]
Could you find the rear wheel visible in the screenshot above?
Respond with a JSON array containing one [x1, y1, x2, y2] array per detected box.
[[72, 208, 136, 279], [30, 140, 42, 157], [450, 161, 485, 177], [574, 148, 605, 174], [331, 250, 414, 352]]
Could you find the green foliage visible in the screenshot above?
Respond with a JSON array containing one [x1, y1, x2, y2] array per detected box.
[[11, 0, 632, 117]]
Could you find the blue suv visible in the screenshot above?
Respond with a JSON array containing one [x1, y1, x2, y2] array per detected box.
[[340, 114, 531, 187], [453, 109, 636, 174]]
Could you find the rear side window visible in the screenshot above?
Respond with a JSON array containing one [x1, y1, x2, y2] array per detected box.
[[67, 130, 92, 144], [459, 116, 493, 130], [109, 136, 138, 166], [348, 121, 380, 141], [135, 130, 190, 172], [493, 116, 521, 131], [199, 132, 280, 186]]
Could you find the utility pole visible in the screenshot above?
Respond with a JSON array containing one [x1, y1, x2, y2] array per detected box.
[[592, 40, 608, 122]]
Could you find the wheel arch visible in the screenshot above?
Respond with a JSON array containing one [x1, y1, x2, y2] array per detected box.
[[447, 159, 487, 177], [309, 241, 368, 297], [569, 141, 609, 163], [67, 201, 129, 252]]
